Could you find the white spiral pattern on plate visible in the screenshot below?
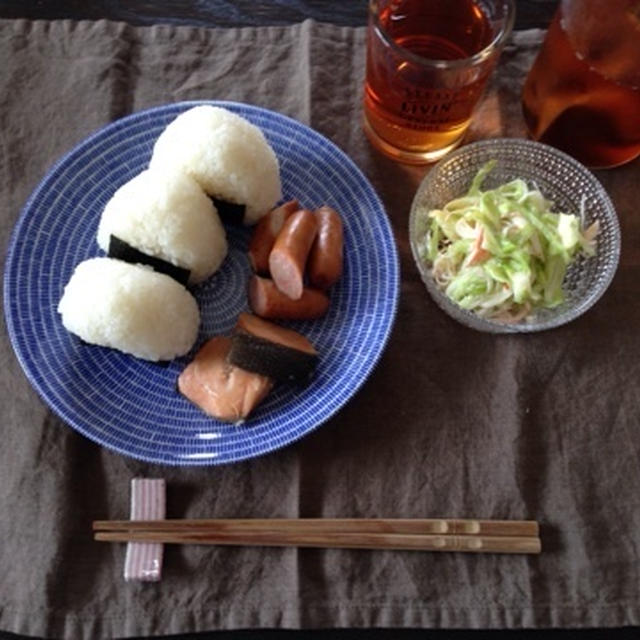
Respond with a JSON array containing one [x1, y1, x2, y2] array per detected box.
[[4, 101, 399, 465]]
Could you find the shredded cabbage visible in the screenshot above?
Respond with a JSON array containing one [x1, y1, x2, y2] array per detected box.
[[415, 161, 600, 323]]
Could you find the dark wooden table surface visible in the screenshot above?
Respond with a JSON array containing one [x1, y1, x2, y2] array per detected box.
[[1, 2, 637, 640], [1, 0, 558, 29]]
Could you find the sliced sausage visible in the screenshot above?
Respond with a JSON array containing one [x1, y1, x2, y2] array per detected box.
[[307, 205, 344, 289], [268, 208, 318, 300], [248, 275, 330, 320], [248, 200, 300, 274]]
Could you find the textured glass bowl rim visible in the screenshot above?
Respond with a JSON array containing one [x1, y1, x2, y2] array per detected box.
[[408, 138, 621, 334], [369, 0, 516, 70]]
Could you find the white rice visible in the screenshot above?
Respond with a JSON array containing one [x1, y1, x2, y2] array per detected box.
[[57, 257, 200, 361], [97, 168, 227, 284], [149, 105, 282, 225]]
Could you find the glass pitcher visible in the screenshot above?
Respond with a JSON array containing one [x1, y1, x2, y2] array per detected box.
[[521, 0, 640, 168]]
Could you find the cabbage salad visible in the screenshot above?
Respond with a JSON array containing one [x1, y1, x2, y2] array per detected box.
[[414, 161, 600, 323]]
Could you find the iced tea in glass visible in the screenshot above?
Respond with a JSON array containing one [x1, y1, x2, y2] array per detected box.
[[363, 0, 515, 164], [522, 0, 640, 168]]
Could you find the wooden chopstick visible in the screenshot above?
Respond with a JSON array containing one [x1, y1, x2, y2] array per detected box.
[[93, 518, 541, 554], [94, 530, 540, 554], [93, 517, 538, 537]]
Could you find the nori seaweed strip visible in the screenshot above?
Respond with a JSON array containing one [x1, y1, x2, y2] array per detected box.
[[211, 197, 246, 225], [228, 333, 318, 385], [108, 235, 190, 287]]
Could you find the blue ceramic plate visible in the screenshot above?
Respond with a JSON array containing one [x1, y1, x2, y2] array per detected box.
[[4, 101, 399, 465]]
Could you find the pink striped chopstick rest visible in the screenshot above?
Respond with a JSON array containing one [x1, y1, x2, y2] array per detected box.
[[124, 478, 166, 582]]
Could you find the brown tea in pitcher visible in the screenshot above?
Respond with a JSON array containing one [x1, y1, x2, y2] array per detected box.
[[363, 0, 510, 164], [522, 2, 640, 168]]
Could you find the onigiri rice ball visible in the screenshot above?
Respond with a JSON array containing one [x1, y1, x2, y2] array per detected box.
[[58, 257, 200, 361], [97, 168, 227, 285], [149, 105, 282, 225]]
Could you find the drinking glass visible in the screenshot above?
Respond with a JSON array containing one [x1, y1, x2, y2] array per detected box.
[[363, 0, 515, 165]]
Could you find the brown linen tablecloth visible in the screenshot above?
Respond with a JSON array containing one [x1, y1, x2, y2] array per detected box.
[[1, 18, 640, 640]]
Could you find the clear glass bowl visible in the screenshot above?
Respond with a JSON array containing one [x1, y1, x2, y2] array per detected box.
[[409, 138, 621, 333]]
